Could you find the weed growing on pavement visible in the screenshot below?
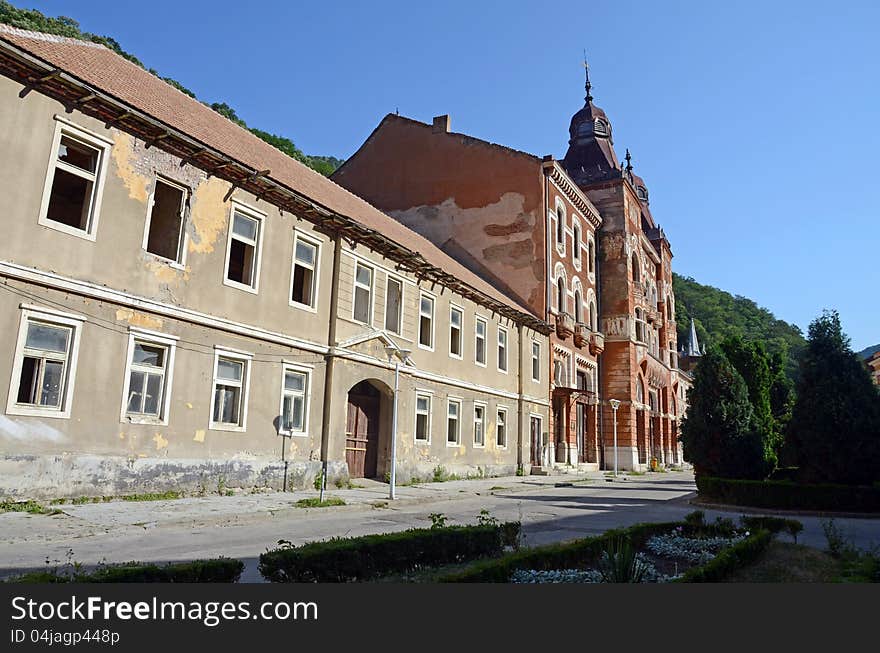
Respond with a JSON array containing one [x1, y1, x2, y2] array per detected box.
[[429, 513, 448, 529], [0, 500, 59, 515], [295, 497, 345, 508]]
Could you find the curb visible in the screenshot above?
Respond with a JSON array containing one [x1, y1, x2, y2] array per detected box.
[[689, 498, 880, 520]]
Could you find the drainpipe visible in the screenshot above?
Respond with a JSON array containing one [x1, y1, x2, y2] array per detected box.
[[319, 232, 343, 500], [596, 216, 605, 471], [517, 322, 525, 474]]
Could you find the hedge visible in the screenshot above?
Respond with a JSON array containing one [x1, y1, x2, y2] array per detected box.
[[10, 558, 244, 583], [259, 522, 520, 582], [697, 476, 880, 512], [439, 521, 680, 583], [676, 529, 775, 583]]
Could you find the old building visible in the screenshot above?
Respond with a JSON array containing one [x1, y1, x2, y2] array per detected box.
[[0, 26, 551, 499], [868, 351, 880, 386], [334, 66, 688, 470]]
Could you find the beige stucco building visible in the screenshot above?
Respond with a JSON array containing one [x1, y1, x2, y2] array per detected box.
[[0, 26, 551, 499]]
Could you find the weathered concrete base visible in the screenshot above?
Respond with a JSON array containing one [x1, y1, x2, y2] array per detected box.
[[0, 454, 349, 500], [392, 460, 516, 485], [602, 446, 640, 471]]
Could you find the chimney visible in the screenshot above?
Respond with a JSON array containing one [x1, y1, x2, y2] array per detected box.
[[432, 114, 450, 134]]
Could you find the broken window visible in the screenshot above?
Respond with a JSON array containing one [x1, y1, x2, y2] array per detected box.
[[475, 317, 487, 366], [226, 210, 261, 289], [125, 341, 169, 418], [419, 294, 434, 348], [281, 368, 308, 433], [212, 355, 247, 427], [473, 404, 485, 447], [145, 179, 187, 263], [291, 235, 318, 308], [44, 133, 102, 232], [385, 277, 402, 334], [447, 399, 461, 445], [496, 408, 507, 448], [449, 306, 462, 357], [353, 263, 373, 324], [415, 393, 431, 442], [15, 321, 72, 409]]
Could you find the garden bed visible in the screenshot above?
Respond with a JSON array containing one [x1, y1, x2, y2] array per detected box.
[[696, 476, 880, 513]]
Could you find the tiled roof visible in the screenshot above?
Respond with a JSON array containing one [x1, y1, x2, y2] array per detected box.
[[0, 25, 540, 321]]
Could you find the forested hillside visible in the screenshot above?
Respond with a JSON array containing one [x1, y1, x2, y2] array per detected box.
[[673, 273, 806, 379], [0, 1, 343, 176], [856, 344, 880, 360]]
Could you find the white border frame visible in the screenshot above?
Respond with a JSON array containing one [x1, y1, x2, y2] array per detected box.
[[119, 327, 178, 426], [383, 273, 405, 336], [37, 116, 111, 242], [474, 315, 488, 368], [278, 362, 312, 436], [572, 215, 583, 272], [495, 405, 509, 449], [209, 346, 253, 432], [446, 396, 462, 447], [497, 325, 509, 374], [222, 201, 266, 295], [289, 228, 322, 313], [141, 175, 190, 270], [6, 304, 86, 419], [351, 260, 375, 326], [472, 400, 487, 448], [414, 391, 432, 445], [448, 303, 464, 360], [417, 290, 436, 352], [531, 340, 541, 384]]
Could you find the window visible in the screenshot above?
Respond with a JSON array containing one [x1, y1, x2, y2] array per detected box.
[[557, 277, 566, 314], [449, 306, 463, 358], [225, 207, 262, 291], [8, 307, 83, 418], [352, 262, 373, 324], [574, 289, 582, 323], [475, 317, 487, 366], [555, 206, 565, 244], [211, 351, 250, 430], [632, 252, 640, 283], [447, 399, 461, 445], [473, 404, 485, 447], [497, 326, 508, 372], [589, 300, 597, 330], [385, 277, 403, 334], [419, 294, 434, 349], [588, 239, 595, 274], [39, 120, 109, 239], [496, 408, 508, 448], [415, 393, 431, 442], [573, 222, 581, 265], [122, 331, 176, 424], [144, 178, 187, 264], [532, 342, 541, 382], [280, 366, 309, 434], [291, 234, 319, 309]]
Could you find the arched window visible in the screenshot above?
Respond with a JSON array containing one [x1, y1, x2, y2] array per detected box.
[[636, 378, 644, 404], [631, 252, 640, 283], [667, 298, 673, 320], [588, 239, 595, 274], [589, 300, 597, 330], [574, 289, 582, 323], [556, 206, 564, 244], [572, 223, 581, 263], [635, 308, 644, 342], [557, 277, 566, 314]]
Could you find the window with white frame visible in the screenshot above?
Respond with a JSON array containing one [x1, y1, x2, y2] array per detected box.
[[419, 294, 434, 348], [225, 207, 262, 290], [291, 234, 319, 309], [39, 120, 109, 238], [385, 276, 403, 334], [449, 306, 463, 358], [144, 178, 187, 264], [211, 352, 250, 429], [496, 408, 507, 447], [447, 399, 461, 445], [588, 238, 595, 274], [532, 341, 541, 382], [497, 326, 508, 372], [573, 222, 581, 266], [574, 289, 583, 324], [9, 309, 83, 417], [280, 366, 309, 434], [122, 334, 175, 423], [555, 205, 565, 245], [473, 403, 485, 447], [415, 393, 431, 442], [475, 317, 487, 366], [352, 262, 373, 324]]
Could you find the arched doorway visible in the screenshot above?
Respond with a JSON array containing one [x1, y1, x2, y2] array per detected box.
[[346, 380, 383, 478]]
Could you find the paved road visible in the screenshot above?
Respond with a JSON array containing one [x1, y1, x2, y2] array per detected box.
[[2, 471, 877, 582]]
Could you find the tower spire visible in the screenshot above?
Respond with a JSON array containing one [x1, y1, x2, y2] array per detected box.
[[582, 50, 592, 103], [625, 148, 633, 173]]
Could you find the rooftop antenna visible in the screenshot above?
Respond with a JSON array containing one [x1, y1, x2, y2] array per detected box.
[[582, 49, 592, 102]]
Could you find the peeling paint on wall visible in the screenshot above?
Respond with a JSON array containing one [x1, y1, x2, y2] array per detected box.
[[188, 177, 231, 254], [115, 308, 163, 330], [153, 433, 169, 450], [111, 131, 149, 203], [193, 430, 205, 443], [145, 259, 189, 284]]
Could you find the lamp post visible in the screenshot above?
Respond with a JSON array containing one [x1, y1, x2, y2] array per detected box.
[[609, 399, 621, 477], [385, 345, 411, 500]]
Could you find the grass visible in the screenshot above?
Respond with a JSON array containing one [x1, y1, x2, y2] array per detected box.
[[50, 490, 182, 505], [0, 500, 61, 515], [724, 542, 844, 582], [294, 497, 346, 508]]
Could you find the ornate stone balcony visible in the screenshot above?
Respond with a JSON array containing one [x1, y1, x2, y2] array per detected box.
[[555, 312, 575, 340], [574, 322, 590, 348], [589, 331, 605, 355]]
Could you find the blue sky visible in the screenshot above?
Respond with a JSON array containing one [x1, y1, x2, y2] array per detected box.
[[16, 0, 880, 350]]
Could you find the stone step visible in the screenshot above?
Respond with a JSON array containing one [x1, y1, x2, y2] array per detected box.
[[529, 467, 551, 476]]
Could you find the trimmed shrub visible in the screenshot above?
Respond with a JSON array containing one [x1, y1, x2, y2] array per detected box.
[[260, 522, 521, 582], [10, 558, 243, 583], [697, 476, 880, 512], [739, 515, 803, 541], [676, 530, 774, 582]]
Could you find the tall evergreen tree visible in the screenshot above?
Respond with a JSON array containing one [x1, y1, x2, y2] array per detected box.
[[788, 311, 880, 485]]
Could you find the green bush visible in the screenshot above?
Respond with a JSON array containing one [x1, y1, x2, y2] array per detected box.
[[739, 515, 803, 541], [697, 476, 880, 512], [10, 558, 243, 583], [677, 530, 774, 582], [260, 522, 521, 582]]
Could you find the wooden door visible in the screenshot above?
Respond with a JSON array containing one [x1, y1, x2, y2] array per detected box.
[[345, 385, 380, 478], [530, 416, 542, 466]]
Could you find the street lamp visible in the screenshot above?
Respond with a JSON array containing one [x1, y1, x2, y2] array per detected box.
[[609, 399, 621, 477], [385, 345, 411, 500]]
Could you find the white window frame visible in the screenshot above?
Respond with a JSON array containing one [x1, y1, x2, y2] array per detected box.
[[278, 362, 311, 436], [352, 261, 374, 325], [474, 316, 488, 367], [6, 304, 86, 419], [209, 347, 252, 432], [119, 327, 178, 426], [473, 401, 486, 447], [531, 341, 541, 383], [414, 391, 432, 444], [384, 274, 404, 335], [38, 116, 112, 241], [497, 325, 509, 374], [554, 200, 567, 256], [446, 397, 462, 446], [496, 406, 508, 449], [223, 201, 265, 294], [587, 236, 596, 277], [141, 175, 189, 268], [418, 292, 435, 351], [572, 217, 582, 271], [289, 230, 321, 312], [449, 304, 464, 360]]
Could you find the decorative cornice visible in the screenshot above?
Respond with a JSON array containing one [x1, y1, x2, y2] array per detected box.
[[543, 161, 602, 228]]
